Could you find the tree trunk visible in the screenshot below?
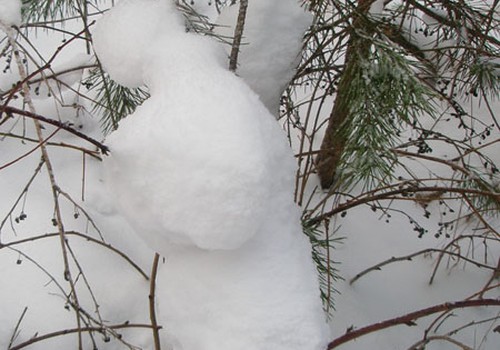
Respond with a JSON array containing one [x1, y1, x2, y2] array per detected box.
[[315, 0, 375, 188]]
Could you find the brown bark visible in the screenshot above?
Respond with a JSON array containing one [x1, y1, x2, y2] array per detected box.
[[327, 299, 500, 349], [229, 0, 249, 72], [315, 0, 376, 188]]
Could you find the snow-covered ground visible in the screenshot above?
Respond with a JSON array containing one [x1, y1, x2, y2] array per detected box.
[[0, 0, 498, 349]]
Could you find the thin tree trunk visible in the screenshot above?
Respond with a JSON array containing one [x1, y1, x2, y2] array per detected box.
[[315, 0, 375, 188], [229, 0, 249, 72]]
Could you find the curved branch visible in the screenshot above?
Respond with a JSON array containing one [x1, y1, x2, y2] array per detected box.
[[327, 299, 500, 349], [407, 335, 474, 350], [350, 248, 499, 285], [307, 185, 499, 226], [149, 253, 162, 350], [0, 231, 149, 280], [9, 323, 156, 350], [0, 105, 109, 154], [0, 132, 102, 160]]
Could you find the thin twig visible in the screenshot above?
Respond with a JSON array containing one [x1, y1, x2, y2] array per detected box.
[[0, 132, 102, 160], [9, 323, 155, 350], [58, 189, 105, 240], [480, 259, 500, 298], [0, 231, 149, 280], [229, 0, 248, 71], [350, 248, 498, 285], [8, 307, 28, 349], [327, 299, 500, 349], [7, 28, 86, 348], [0, 127, 61, 171], [307, 185, 499, 226], [149, 253, 162, 350], [0, 105, 109, 155], [0, 158, 44, 235], [406, 335, 474, 350]]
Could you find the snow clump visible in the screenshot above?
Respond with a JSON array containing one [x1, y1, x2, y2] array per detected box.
[[92, 0, 184, 88], [0, 0, 22, 27], [93, 0, 329, 349], [216, 0, 312, 116]]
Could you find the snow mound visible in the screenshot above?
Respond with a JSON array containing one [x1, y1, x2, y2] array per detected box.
[[93, 0, 329, 349], [94, 0, 296, 252]]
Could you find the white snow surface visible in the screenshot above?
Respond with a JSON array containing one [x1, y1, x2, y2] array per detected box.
[[1, 1, 499, 350], [369, 0, 386, 17], [93, 0, 329, 349], [92, 0, 184, 88], [0, 0, 21, 26], [216, 0, 312, 116]]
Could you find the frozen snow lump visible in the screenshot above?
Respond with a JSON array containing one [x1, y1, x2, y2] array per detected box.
[[0, 0, 22, 27], [216, 0, 312, 115], [92, 0, 184, 88]]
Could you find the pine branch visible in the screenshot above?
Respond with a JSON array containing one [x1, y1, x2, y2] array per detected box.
[[84, 67, 149, 134], [21, 0, 100, 22], [315, 0, 376, 189]]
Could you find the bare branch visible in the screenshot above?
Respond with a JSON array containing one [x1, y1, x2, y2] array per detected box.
[[229, 0, 248, 71], [307, 185, 500, 226], [407, 335, 474, 350], [0, 231, 149, 280], [149, 253, 162, 350], [327, 299, 500, 349], [8, 307, 28, 349], [0, 105, 109, 155], [350, 248, 499, 285], [9, 323, 156, 350]]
